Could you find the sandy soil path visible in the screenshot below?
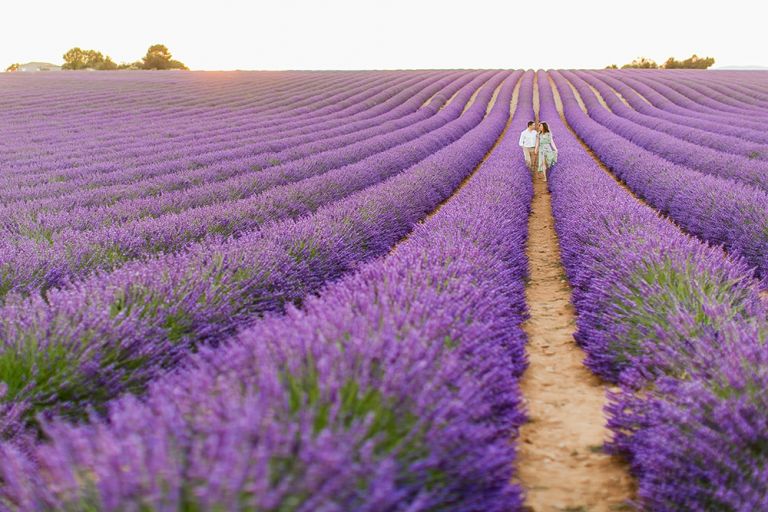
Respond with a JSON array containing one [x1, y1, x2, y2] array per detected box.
[[516, 175, 634, 512], [515, 71, 634, 512]]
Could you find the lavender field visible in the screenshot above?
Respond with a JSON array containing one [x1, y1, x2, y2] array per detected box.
[[0, 69, 766, 511]]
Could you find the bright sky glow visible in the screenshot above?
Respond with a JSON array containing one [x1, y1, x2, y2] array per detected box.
[[2, 0, 765, 70]]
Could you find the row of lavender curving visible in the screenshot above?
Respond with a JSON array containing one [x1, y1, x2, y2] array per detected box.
[[0, 71, 519, 433], [0, 68, 767, 510], [540, 70, 768, 510], [0, 71, 535, 509]]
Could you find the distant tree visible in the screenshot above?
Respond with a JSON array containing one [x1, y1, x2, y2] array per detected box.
[[97, 55, 118, 70], [117, 61, 142, 70], [62, 47, 89, 69], [663, 54, 715, 69], [59, 44, 188, 71], [141, 44, 188, 70], [621, 57, 658, 69], [609, 54, 716, 70], [5, 63, 20, 72], [62, 47, 117, 70]]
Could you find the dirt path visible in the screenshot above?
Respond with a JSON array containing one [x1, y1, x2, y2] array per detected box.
[[516, 177, 634, 512], [601, 81, 634, 109], [516, 72, 634, 512], [486, 81, 504, 114], [612, 77, 653, 106], [462, 79, 488, 113], [586, 82, 612, 111]]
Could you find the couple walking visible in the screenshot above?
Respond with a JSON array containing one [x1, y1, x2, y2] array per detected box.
[[519, 121, 558, 180]]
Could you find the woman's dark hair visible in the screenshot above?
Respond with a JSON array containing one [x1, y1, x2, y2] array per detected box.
[[540, 122, 550, 134]]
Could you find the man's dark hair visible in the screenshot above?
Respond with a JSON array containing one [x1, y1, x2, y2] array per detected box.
[[527, 121, 535, 127]]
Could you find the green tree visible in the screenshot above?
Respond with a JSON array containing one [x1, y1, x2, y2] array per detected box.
[[96, 55, 118, 70], [605, 64, 618, 69], [621, 57, 659, 69], [5, 63, 20, 72], [61, 47, 121, 70], [141, 44, 188, 70], [117, 61, 142, 70], [663, 54, 715, 69], [62, 47, 89, 70]]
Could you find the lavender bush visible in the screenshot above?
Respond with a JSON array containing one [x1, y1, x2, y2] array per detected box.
[[0, 72, 519, 436], [540, 70, 768, 510], [550, 71, 768, 284], [560, 70, 768, 191], [0, 72, 535, 511], [0, 72, 508, 300]]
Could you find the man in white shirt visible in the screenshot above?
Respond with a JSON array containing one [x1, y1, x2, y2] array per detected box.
[[518, 121, 538, 171]]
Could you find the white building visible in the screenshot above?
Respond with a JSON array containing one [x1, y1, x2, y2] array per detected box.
[[17, 62, 62, 72]]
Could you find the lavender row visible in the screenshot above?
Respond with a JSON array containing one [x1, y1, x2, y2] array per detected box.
[[0, 72, 420, 188], [602, 70, 768, 133], [557, 71, 768, 191], [539, 71, 763, 380], [672, 73, 768, 104], [0, 73, 443, 203], [604, 70, 768, 131], [540, 71, 768, 511], [574, 71, 768, 160], [628, 71, 768, 136], [583, 71, 768, 145], [549, 72, 768, 283], [0, 72, 431, 188], [679, 72, 768, 106], [0, 75, 533, 511], [0, 69, 333, 117], [0, 72, 519, 439], [0, 71, 386, 147], [625, 71, 768, 123], [0, 72, 396, 182], [0, 72, 390, 169], [1, 72, 474, 231], [8, 72, 479, 234], [0, 72, 510, 300], [644, 72, 768, 117]]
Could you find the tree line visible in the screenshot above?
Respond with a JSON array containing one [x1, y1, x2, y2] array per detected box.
[[5, 44, 187, 72], [606, 54, 715, 70]]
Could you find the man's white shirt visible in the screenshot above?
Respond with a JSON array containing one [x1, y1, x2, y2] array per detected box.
[[519, 129, 537, 148]]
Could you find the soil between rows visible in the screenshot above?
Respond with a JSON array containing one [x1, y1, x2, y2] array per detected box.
[[515, 175, 634, 512], [515, 71, 634, 511]]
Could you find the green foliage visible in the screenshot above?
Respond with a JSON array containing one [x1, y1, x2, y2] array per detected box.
[[0, 331, 94, 419], [163, 310, 194, 343], [663, 54, 715, 69], [141, 44, 188, 70], [280, 361, 422, 454], [288, 238, 319, 263], [5, 63, 20, 72], [62, 48, 118, 70], [607, 257, 756, 375], [611, 54, 715, 70], [117, 61, 143, 70], [621, 57, 659, 69], [266, 361, 427, 509], [57, 44, 186, 71]]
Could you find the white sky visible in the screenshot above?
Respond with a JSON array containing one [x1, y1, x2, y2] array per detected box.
[[2, 0, 766, 70]]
